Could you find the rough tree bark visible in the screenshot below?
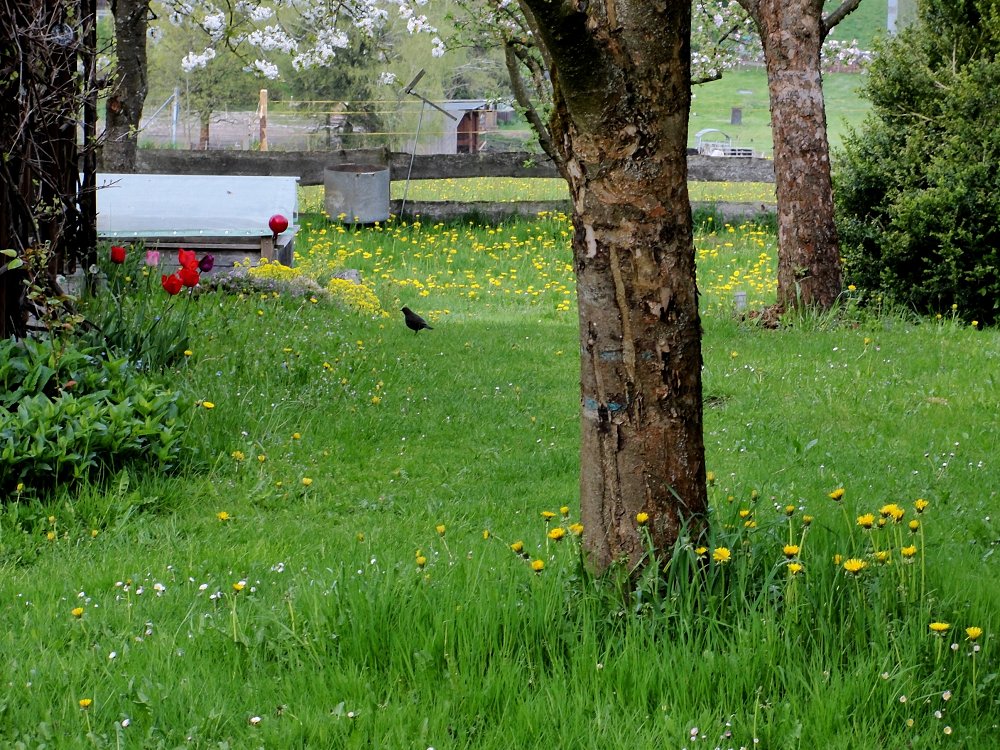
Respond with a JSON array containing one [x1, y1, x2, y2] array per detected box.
[[103, 0, 150, 172], [518, 0, 707, 572], [738, 0, 861, 310]]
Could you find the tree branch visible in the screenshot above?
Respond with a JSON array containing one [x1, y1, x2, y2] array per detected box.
[[821, 0, 863, 40], [503, 43, 562, 167]]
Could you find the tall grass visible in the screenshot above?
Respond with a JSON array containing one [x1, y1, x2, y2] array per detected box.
[[0, 213, 996, 748]]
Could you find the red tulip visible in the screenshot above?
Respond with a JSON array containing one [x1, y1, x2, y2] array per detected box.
[[269, 214, 289, 235], [110, 245, 127, 264], [161, 273, 183, 295], [179, 266, 200, 287], [178, 248, 199, 271]]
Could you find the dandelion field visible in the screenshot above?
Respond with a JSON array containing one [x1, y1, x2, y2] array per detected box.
[[1, 209, 998, 749]]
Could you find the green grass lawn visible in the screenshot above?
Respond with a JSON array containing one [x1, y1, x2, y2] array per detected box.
[[692, 69, 871, 157], [1, 214, 997, 748]]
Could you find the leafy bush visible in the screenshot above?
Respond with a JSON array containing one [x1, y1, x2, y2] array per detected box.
[[0, 337, 189, 494], [834, 2, 1000, 325]]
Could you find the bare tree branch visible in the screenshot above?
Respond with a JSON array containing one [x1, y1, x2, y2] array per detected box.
[[821, 0, 863, 40], [503, 43, 561, 166]]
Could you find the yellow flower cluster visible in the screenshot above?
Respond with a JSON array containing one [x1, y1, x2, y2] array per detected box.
[[327, 277, 385, 317], [246, 258, 300, 282]]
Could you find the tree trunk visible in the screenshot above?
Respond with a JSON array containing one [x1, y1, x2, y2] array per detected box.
[[741, 0, 842, 309], [519, 0, 707, 573], [1, 0, 91, 337], [103, 0, 149, 172]]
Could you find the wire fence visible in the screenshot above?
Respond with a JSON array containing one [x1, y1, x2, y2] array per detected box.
[[135, 94, 532, 154]]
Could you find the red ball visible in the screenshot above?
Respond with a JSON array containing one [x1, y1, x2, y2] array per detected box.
[[268, 214, 289, 234]]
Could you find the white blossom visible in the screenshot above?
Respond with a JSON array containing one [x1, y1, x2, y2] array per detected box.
[[248, 5, 274, 22], [200, 11, 226, 42], [246, 59, 281, 79], [180, 47, 216, 72], [377, 71, 397, 86]]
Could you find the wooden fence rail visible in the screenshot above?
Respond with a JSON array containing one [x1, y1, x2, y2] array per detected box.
[[124, 149, 776, 186]]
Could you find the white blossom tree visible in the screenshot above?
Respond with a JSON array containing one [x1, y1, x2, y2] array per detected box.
[[106, 0, 438, 166]]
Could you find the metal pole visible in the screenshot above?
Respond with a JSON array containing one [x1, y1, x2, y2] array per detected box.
[[399, 99, 425, 220]]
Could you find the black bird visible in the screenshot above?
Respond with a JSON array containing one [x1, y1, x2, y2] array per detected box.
[[401, 306, 433, 333]]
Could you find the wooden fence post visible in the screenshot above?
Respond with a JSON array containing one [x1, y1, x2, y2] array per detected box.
[[258, 89, 268, 152]]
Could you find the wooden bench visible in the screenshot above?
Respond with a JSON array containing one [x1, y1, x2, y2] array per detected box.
[[95, 173, 299, 270]]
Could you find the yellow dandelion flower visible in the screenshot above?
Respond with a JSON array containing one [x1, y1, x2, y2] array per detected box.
[[802, 515, 814, 526], [694, 546, 709, 557], [843, 558, 867, 575], [908, 519, 920, 532], [788, 563, 804, 576], [784, 504, 796, 516], [929, 622, 950, 635], [416, 556, 427, 568], [559, 506, 570, 517], [482, 529, 490, 540], [706, 471, 716, 486], [901, 545, 918, 558], [875, 550, 891, 564], [713, 547, 732, 564], [78, 698, 92, 710], [216, 511, 231, 522], [292, 432, 302, 440], [71, 607, 84, 618], [202, 401, 215, 410], [966, 627, 983, 641], [541, 511, 556, 520], [783, 544, 800, 558], [880, 503, 905, 522], [233, 581, 246, 592], [914, 498, 929, 513], [301, 477, 313, 486], [183, 350, 193, 357], [548, 527, 566, 541], [829, 488, 846, 502], [511, 541, 524, 554], [738, 509, 752, 519], [636, 512, 649, 525], [231, 450, 245, 461], [257, 454, 266, 463], [569, 523, 584, 535], [833, 554, 843, 565], [857, 513, 875, 529], [436, 524, 446, 536], [46, 531, 56, 541], [531, 559, 545, 572]]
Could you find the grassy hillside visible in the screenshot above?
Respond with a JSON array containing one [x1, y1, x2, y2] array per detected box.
[[694, 68, 869, 157]]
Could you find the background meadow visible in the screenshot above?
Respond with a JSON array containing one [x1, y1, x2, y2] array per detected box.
[[1, 201, 997, 748]]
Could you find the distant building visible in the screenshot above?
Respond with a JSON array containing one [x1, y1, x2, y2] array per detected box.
[[417, 100, 513, 155]]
